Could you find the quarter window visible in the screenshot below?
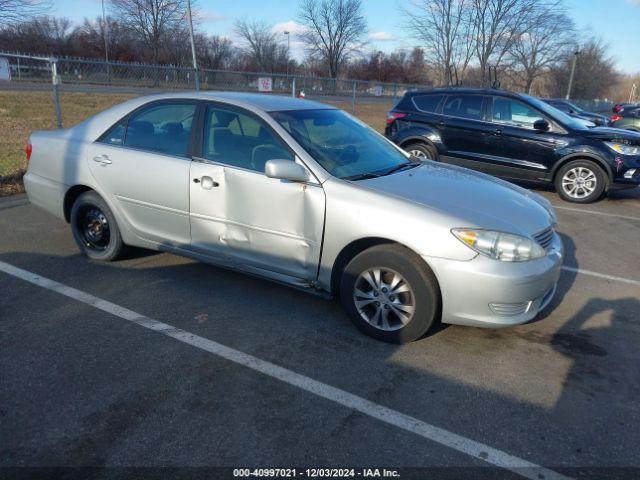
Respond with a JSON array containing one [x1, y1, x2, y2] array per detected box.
[[412, 94, 444, 113], [492, 97, 544, 129], [99, 121, 126, 146], [442, 95, 484, 120], [202, 105, 293, 172], [124, 102, 196, 157]]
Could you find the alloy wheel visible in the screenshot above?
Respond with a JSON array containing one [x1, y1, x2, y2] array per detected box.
[[408, 149, 430, 160], [352, 267, 415, 331], [561, 166, 597, 199]]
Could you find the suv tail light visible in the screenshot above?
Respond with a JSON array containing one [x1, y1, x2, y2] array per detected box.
[[386, 111, 407, 125], [611, 114, 622, 123], [613, 105, 623, 113], [26, 142, 32, 162]]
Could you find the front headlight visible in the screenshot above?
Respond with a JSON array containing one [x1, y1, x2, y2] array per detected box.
[[604, 141, 640, 155], [452, 229, 546, 262]]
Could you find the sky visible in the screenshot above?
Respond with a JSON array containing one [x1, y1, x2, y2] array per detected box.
[[52, 0, 640, 74]]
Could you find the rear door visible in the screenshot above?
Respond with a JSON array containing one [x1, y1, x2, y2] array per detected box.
[[437, 94, 494, 167], [88, 100, 197, 246], [189, 103, 325, 282]]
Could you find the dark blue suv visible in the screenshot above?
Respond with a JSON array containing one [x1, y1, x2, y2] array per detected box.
[[385, 88, 640, 203]]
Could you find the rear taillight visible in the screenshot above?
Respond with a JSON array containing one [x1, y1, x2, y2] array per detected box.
[[613, 105, 623, 113], [26, 142, 32, 162], [611, 114, 622, 123], [386, 111, 407, 125]]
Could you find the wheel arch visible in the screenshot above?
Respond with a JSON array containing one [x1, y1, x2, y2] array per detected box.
[[329, 237, 439, 298], [551, 153, 613, 185], [63, 185, 94, 223]]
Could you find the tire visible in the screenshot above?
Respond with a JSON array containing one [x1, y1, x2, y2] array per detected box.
[[70, 191, 125, 261], [404, 142, 438, 161], [339, 244, 440, 343], [554, 160, 607, 204]]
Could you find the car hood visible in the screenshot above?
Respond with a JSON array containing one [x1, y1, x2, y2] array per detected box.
[[358, 162, 555, 236], [580, 127, 640, 142]]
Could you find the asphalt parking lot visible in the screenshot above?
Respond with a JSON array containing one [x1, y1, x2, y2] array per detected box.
[[1, 187, 639, 480]]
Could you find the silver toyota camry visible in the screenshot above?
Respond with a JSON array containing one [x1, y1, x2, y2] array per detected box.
[[23, 92, 563, 343]]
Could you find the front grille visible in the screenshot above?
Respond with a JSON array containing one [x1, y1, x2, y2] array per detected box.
[[534, 227, 554, 250], [489, 301, 532, 317]]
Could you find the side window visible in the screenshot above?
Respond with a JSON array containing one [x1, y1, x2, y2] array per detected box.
[[202, 105, 293, 172], [98, 121, 126, 146], [492, 97, 544, 129], [442, 95, 484, 120], [124, 102, 196, 157], [412, 94, 444, 113]]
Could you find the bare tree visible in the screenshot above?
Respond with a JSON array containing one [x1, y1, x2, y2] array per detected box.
[[509, 4, 575, 93], [234, 19, 284, 72], [199, 35, 233, 70], [0, 0, 50, 25], [110, 0, 189, 64], [548, 36, 618, 99], [402, 0, 473, 86], [469, 0, 538, 85], [298, 0, 367, 78]]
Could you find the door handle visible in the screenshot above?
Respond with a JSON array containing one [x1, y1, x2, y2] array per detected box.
[[437, 121, 446, 128], [196, 176, 219, 189], [493, 128, 503, 136], [92, 154, 112, 165]]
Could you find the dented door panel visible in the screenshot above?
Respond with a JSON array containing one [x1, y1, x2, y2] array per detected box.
[[189, 159, 325, 281]]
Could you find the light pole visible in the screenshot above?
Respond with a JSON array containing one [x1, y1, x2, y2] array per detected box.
[[186, 0, 199, 90], [101, 0, 110, 82], [565, 49, 580, 100], [284, 31, 290, 76]]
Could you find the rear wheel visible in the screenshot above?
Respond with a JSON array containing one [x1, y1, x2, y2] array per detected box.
[[404, 142, 438, 161], [340, 244, 440, 343], [555, 160, 607, 203], [70, 191, 125, 261]]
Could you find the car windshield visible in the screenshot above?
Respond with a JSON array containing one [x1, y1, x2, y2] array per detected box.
[[269, 109, 415, 180], [526, 95, 589, 130]]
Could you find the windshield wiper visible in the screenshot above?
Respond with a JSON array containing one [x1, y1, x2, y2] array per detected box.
[[380, 162, 419, 176], [343, 172, 382, 181]]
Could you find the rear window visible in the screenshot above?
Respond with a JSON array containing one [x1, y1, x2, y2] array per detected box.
[[442, 95, 484, 120], [412, 94, 444, 113]]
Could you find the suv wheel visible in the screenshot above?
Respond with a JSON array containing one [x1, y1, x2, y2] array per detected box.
[[555, 160, 606, 203], [340, 244, 440, 343], [71, 191, 126, 261], [404, 142, 438, 161]]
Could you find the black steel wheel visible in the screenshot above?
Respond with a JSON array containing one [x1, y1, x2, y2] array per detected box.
[[70, 191, 125, 261]]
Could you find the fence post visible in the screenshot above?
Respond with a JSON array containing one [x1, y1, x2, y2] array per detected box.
[[292, 77, 296, 98], [50, 59, 63, 129], [351, 81, 356, 114], [17, 57, 21, 80]]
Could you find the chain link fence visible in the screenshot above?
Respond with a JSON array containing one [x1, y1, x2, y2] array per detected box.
[[0, 51, 617, 186]]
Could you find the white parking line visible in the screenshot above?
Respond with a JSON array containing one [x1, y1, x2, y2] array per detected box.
[[561, 266, 640, 287], [0, 260, 570, 480], [552, 205, 640, 222]]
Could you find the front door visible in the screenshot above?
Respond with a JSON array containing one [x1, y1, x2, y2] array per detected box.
[[88, 101, 197, 246], [189, 103, 325, 282], [486, 96, 560, 181]]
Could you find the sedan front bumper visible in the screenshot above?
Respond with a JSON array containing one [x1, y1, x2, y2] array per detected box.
[[424, 232, 563, 328]]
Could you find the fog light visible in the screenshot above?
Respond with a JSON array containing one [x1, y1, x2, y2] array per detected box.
[[624, 169, 637, 179]]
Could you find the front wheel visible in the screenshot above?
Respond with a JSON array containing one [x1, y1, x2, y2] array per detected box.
[[70, 191, 125, 261], [554, 160, 607, 203], [340, 244, 440, 343], [404, 142, 438, 161]]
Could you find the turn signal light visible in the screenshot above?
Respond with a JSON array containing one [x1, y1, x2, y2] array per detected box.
[[26, 142, 32, 162]]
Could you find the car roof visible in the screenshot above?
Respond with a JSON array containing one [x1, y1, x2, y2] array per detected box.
[[133, 91, 335, 112], [405, 87, 525, 98]]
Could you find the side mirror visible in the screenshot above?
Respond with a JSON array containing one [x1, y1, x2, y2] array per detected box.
[[533, 119, 550, 131], [265, 159, 310, 183]]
